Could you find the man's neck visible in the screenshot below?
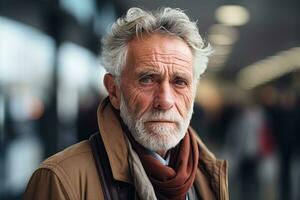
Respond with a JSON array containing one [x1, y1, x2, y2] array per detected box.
[[151, 150, 171, 166], [157, 150, 168, 158]]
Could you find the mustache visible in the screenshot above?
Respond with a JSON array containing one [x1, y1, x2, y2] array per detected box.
[[141, 110, 182, 123]]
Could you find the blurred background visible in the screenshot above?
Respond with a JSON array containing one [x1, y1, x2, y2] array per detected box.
[[0, 0, 299, 199]]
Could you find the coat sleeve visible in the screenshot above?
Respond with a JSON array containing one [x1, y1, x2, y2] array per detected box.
[[23, 168, 70, 200]]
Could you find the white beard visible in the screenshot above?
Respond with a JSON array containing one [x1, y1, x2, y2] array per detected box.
[[119, 93, 194, 152]]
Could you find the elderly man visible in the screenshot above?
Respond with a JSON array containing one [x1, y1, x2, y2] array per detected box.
[[24, 7, 228, 200]]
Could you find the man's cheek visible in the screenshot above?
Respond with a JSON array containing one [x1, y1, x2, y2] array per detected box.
[[174, 95, 190, 116], [133, 101, 149, 118], [183, 94, 194, 109], [131, 93, 152, 114]]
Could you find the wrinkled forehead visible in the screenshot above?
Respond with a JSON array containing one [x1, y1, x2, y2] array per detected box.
[[126, 33, 193, 65]]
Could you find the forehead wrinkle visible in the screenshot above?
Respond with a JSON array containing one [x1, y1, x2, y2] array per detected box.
[[134, 53, 192, 69], [134, 64, 193, 80], [137, 51, 192, 61]]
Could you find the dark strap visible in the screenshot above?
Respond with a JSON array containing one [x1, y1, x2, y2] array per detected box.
[[89, 132, 134, 200]]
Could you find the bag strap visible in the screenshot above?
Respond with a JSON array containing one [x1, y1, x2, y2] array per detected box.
[[89, 132, 119, 200], [89, 132, 135, 200]]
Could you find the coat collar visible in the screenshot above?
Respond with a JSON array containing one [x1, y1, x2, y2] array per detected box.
[[97, 97, 132, 183]]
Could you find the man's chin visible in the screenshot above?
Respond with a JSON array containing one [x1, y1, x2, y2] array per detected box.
[[136, 128, 185, 152], [144, 123, 178, 133]]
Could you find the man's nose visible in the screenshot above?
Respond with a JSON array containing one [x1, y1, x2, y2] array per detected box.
[[153, 82, 175, 110]]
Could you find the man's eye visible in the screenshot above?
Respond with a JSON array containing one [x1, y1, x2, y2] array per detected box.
[[174, 79, 188, 87], [139, 76, 154, 84]]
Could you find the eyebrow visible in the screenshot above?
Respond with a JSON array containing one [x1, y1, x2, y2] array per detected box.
[[172, 72, 192, 80], [135, 67, 192, 80], [135, 67, 161, 77]]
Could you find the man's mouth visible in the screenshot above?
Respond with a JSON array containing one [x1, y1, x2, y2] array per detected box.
[[146, 120, 175, 124]]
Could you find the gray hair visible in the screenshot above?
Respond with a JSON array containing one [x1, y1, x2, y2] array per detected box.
[[101, 7, 212, 83]]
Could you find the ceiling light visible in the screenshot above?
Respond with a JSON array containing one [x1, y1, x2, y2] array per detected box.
[[237, 47, 300, 89], [215, 5, 250, 26], [213, 45, 232, 56], [208, 24, 239, 45]]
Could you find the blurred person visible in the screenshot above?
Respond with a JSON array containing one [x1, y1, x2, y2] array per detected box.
[[23, 7, 228, 200], [223, 104, 262, 200], [223, 88, 279, 200], [291, 95, 300, 200], [264, 88, 298, 200]]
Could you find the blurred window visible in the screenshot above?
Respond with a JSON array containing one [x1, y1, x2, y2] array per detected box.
[[60, 0, 96, 24], [94, 3, 117, 36], [57, 42, 105, 123], [0, 17, 55, 91]]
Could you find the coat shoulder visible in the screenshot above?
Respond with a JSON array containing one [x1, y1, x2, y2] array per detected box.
[[25, 140, 104, 200], [41, 140, 93, 170]]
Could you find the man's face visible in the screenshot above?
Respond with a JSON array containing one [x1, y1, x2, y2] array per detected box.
[[119, 34, 195, 153]]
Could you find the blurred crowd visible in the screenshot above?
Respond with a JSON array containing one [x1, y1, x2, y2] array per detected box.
[[191, 83, 300, 200]]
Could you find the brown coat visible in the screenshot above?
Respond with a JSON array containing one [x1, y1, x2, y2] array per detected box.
[[24, 99, 228, 200]]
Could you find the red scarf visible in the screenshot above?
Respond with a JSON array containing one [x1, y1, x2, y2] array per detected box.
[[124, 126, 199, 200]]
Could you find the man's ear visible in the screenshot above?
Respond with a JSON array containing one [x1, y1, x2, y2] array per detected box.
[[104, 74, 121, 109]]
